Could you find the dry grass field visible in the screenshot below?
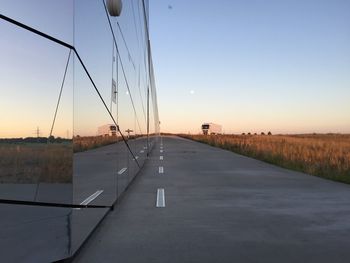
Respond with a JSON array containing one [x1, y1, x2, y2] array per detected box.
[[181, 134, 350, 184], [0, 142, 72, 183]]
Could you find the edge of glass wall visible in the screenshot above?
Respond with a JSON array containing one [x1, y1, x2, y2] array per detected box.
[[0, 0, 159, 261]]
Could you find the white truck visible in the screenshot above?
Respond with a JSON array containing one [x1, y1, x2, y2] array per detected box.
[[201, 123, 222, 135], [98, 124, 117, 136]]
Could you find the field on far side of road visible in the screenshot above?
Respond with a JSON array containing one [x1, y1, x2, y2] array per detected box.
[[181, 134, 350, 184]]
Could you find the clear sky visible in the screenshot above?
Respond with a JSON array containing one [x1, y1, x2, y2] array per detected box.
[[150, 0, 350, 134], [1, 1, 349, 138]]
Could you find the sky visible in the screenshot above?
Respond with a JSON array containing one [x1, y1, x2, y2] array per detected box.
[[150, 0, 350, 134], [0, 0, 149, 138], [0, 0, 349, 138]]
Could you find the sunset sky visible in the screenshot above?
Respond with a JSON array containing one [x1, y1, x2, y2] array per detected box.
[[0, 0, 349, 138], [150, 0, 350, 134]]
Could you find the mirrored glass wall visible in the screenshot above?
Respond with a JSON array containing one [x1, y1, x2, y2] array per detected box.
[[0, 0, 159, 261]]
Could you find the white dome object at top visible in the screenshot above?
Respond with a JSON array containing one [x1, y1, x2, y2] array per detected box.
[[107, 0, 123, 17]]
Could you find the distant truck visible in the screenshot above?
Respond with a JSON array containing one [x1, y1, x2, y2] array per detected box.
[[201, 123, 222, 135], [98, 124, 117, 136]]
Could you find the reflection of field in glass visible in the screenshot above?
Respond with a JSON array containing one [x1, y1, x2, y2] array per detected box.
[[0, 142, 72, 183], [73, 135, 145, 152], [73, 136, 120, 153], [182, 134, 350, 184]]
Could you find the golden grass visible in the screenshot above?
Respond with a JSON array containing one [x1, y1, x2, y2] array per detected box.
[[181, 134, 350, 184], [0, 143, 72, 183]]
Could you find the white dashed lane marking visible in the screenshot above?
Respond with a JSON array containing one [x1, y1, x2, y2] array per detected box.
[[80, 190, 104, 206], [118, 167, 127, 175], [156, 188, 165, 207]]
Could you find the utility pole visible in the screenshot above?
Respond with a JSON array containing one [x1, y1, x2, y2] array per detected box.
[[35, 126, 40, 138], [34, 126, 41, 143]]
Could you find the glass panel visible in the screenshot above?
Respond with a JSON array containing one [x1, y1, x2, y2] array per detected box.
[[72, 0, 120, 253], [0, 0, 73, 44], [0, 205, 72, 261], [0, 11, 73, 204], [117, 60, 138, 189], [0, 2, 73, 262], [73, 0, 118, 207], [0, 0, 158, 261]]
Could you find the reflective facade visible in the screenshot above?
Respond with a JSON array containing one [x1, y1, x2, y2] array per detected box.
[[0, 0, 159, 261]]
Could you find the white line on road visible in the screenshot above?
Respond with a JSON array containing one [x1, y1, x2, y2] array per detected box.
[[160, 156, 163, 160], [160, 150, 163, 153], [135, 156, 139, 160], [118, 167, 127, 175], [140, 150, 144, 153], [80, 190, 104, 206], [159, 166, 164, 174], [156, 188, 165, 207]]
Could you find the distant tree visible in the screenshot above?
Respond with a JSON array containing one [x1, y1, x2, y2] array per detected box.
[[242, 133, 245, 136], [261, 132, 265, 135], [254, 133, 257, 135], [268, 131, 272, 136], [247, 132, 251, 135]]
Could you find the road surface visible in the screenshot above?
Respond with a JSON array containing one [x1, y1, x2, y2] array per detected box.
[[73, 136, 350, 263]]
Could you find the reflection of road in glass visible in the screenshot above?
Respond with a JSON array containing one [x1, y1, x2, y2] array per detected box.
[[73, 137, 149, 206], [0, 136, 158, 262], [0, 205, 72, 262]]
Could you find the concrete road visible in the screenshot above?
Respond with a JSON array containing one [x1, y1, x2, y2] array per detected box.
[[73, 136, 350, 263]]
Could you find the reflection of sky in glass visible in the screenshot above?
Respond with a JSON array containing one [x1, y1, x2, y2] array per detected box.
[[0, 1, 73, 138], [73, 0, 149, 137], [0, 0, 149, 138]]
